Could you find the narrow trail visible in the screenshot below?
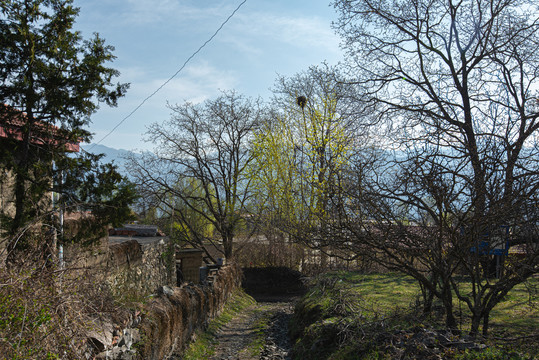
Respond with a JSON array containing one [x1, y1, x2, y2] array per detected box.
[[210, 301, 294, 360]]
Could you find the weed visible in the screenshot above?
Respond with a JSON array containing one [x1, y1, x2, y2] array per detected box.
[[244, 306, 272, 357], [0, 249, 146, 359]]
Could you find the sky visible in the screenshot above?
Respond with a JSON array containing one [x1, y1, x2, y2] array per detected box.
[[73, 0, 345, 152]]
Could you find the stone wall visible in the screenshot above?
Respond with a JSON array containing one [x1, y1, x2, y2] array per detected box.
[[65, 238, 241, 359], [106, 239, 176, 300], [65, 237, 176, 301], [136, 264, 241, 359], [0, 169, 16, 222], [95, 264, 242, 360]]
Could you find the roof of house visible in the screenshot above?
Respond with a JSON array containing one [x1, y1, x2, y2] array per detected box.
[[109, 224, 165, 237], [0, 104, 80, 152], [109, 224, 167, 247]]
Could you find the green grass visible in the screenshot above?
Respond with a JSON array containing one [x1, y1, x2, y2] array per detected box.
[[454, 347, 531, 360], [481, 280, 537, 336], [317, 271, 538, 334], [291, 271, 538, 360], [182, 288, 256, 360], [323, 272, 420, 310]]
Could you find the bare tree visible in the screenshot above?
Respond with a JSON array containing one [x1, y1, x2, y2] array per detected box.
[[333, 0, 539, 335], [128, 91, 265, 261]]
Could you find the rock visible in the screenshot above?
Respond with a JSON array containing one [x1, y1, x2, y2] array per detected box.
[[118, 328, 140, 348], [158, 285, 175, 296], [88, 337, 106, 353], [87, 319, 114, 351], [95, 350, 108, 359], [435, 332, 450, 345], [456, 342, 480, 350], [96, 346, 136, 360]]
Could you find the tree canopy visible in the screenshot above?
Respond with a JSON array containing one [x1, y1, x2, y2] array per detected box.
[[0, 0, 133, 261], [332, 0, 539, 335], [129, 91, 266, 260]]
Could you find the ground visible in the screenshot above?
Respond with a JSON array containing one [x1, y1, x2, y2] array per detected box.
[[182, 269, 537, 359], [183, 267, 306, 360], [210, 301, 294, 360]]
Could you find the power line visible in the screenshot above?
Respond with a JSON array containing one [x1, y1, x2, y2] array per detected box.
[[89, 0, 248, 151]]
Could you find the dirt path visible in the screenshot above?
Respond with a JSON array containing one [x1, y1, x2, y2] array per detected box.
[[210, 301, 294, 360]]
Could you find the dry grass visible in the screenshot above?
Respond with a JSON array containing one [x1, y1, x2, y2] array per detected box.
[[0, 244, 133, 359]]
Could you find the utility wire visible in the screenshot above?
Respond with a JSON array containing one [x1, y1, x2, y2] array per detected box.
[[89, 0, 248, 151]]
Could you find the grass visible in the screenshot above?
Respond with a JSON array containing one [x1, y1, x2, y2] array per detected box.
[[318, 271, 538, 335], [326, 272, 420, 310], [182, 288, 256, 360], [482, 281, 537, 336], [183, 295, 275, 359], [290, 271, 538, 360]]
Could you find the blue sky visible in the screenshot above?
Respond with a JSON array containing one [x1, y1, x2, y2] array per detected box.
[[73, 0, 344, 151]]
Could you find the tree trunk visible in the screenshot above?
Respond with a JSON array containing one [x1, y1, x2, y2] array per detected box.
[[419, 277, 437, 315], [482, 311, 490, 336], [223, 233, 234, 260], [7, 127, 32, 265], [423, 287, 435, 314], [444, 300, 457, 330], [469, 311, 482, 336], [441, 280, 457, 330], [12, 171, 27, 234]]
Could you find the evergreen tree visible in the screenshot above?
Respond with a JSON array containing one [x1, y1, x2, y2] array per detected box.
[[0, 0, 133, 259]]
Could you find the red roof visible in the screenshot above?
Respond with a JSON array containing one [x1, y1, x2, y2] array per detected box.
[[0, 104, 80, 152]]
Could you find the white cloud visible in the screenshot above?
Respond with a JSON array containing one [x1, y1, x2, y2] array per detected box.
[[89, 60, 239, 151], [162, 62, 239, 103], [110, 2, 341, 57], [118, 61, 239, 108], [228, 12, 341, 56], [121, 0, 230, 25], [271, 16, 340, 50], [79, 0, 345, 151]]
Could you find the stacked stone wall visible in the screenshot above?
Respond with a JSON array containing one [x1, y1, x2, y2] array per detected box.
[[65, 237, 176, 301], [134, 264, 241, 359], [67, 237, 241, 359], [106, 239, 176, 300], [92, 264, 241, 359]]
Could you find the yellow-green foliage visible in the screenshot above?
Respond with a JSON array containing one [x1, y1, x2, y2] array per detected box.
[[251, 92, 352, 230], [169, 177, 216, 244]]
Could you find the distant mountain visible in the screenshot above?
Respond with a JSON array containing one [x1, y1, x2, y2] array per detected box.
[[81, 144, 142, 177]]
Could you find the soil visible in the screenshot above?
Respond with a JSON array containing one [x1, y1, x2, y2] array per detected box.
[[208, 267, 306, 360], [209, 300, 295, 360]]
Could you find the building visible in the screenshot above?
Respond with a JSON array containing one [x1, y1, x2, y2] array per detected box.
[[0, 104, 80, 241]]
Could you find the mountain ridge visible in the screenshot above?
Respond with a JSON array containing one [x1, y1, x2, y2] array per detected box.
[[81, 143, 141, 177]]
